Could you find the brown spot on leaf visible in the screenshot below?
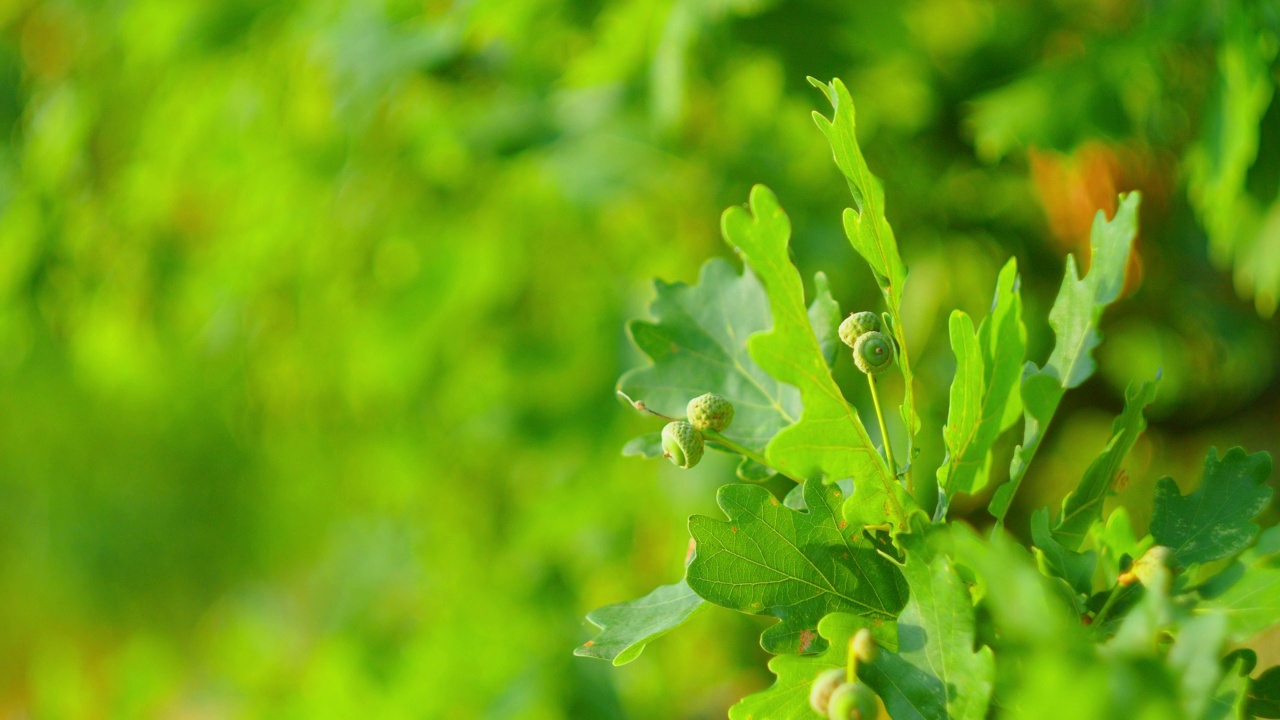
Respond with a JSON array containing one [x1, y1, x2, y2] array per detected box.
[[798, 628, 817, 653], [731, 526, 738, 533], [838, 521, 848, 529], [584, 640, 595, 647]]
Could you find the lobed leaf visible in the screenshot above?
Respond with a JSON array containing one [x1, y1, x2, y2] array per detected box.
[[1051, 375, 1159, 550], [1198, 525, 1280, 641], [809, 77, 921, 458], [1150, 446, 1273, 567], [859, 536, 995, 720], [720, 185, 907, 527], [617, 256, 842, 479], [686, 479, 908, 655], [1030, 508, 1096, 598], [728, 613, 898, 720], [936, 258, 1025, 512], [988, 192, 1141, 527], [1248, 665, 1280, 718], [618, 258, 798, 454], [576, 579, 707, 665]]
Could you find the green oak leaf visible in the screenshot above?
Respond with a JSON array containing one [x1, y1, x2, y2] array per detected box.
[[1031, 508, 1096, 598], [937, 258, 1025, 512], [1247, 665, 1280, 718], [989, 192, 1141, 527], [618, 257, 841, 460], [809, 76, 920, 454], [575, 579, 707, 665], [728, 612, 899, 720], [1150, 447, 1273, 567], [859, 536, 995, 720], [1198, 526, 1280, 641], [687, 478, 907, 655], [1052, 375, 1160, 550], [809, 271, 842, 368], [720, 185, 907, 528], [1206, 657, 1253, 720]]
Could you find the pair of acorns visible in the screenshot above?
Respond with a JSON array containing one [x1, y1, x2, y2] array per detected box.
[[661, 393, 734, 469], [839, 311, 896, 375], [810, 629, 881, 719]]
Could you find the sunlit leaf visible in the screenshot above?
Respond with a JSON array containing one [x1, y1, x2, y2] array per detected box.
[[859, 536, 995, 720], [720, 185, 909, 527], [728, 612, 898, 720], [937, 258, 1025, 511], [687, 479, 907, 655], [576, 579, 707, 665], [809, 77, 921, 453], [1052, 376, 1159, 550], [989, 192, 1141, 526]]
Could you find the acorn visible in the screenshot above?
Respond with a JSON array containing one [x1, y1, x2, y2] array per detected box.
[[839, 312, 881, 348], [809, 668, 846, 715], [687, 393, 735, 432], [661, 421, 704, 469], [851, 628, 878, 663], [853, 331, 896, 376], [827, 681, 878, 720]]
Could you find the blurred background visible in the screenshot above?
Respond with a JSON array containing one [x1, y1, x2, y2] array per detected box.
[[0, 0, 1278, 717]]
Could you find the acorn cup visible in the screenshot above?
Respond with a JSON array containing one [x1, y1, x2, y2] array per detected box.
[[687, 393, 735, 432], [839, 311, 881, 348], [661, 420, 704, 469], [853, 331, 896, 376]]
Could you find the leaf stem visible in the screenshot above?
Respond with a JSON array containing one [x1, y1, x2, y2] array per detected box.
[[702, 429, 804, 484], [1093, 584, 1124, 629], [866, 374, 897, 478], [846, 637, 859, 684]]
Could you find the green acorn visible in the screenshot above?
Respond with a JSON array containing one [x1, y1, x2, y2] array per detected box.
[[853, 331, 896, 376], [687, 393, 735, 432], [809, 668, 846, 715], [851, 628, 878, 663], [661, 421, 704, 469], [839, 311, 881, 348], [827, 681, 878, 720]]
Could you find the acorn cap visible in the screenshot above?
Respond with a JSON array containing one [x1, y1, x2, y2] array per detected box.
[[687, 393, 735, 432], [661, 421, 704, 469], [853, 331, 896, 376], [839, 312, 881, 348]]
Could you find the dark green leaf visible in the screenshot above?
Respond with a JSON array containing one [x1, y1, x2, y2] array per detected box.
[[687, 479, 907, 654], [1151, 447, 1273, 566], [1031, 508, 1096, 597], [989, 192, 1141, 526], [1248, 665, 1280, 718], [576, 579, 707, 665], [1052, 376, 1159, 550]]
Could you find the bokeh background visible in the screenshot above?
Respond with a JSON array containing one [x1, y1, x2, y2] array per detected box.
[[1, 0, 1278, 717]]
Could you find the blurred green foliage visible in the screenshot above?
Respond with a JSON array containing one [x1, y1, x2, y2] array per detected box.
[[0, 0, 1276, 717]]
